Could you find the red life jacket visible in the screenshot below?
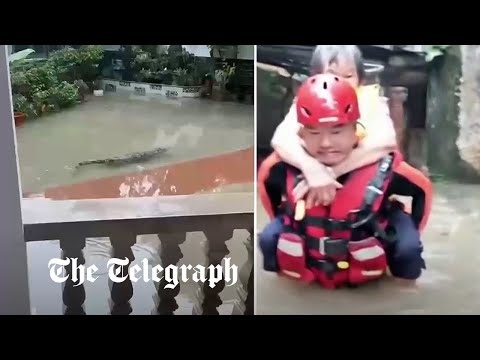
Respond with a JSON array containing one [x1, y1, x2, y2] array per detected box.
[[258, 150, 433, 289]]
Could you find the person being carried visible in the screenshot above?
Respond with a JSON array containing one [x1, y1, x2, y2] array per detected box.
[[261, 44, 427, 284], [258, 73, 431, 288], [271, 45, 397, 210]]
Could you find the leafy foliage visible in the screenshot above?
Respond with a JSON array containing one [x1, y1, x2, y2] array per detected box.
[[129, 45, 206, 86], [10, 45, 105, 119]]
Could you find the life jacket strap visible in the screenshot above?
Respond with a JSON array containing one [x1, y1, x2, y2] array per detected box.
[[304, 216, 353, 231], [359, 153, 395, 214], [285, 153, 396, 240]]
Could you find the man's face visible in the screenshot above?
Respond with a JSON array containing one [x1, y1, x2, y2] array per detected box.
[[299, 123, 358, 166], [324, 58, 360, 89]]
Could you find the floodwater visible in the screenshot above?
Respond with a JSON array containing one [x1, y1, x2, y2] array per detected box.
[[256, 181, 480, 315], [16, 93, 254, 315], [15, 92, 254, 194]]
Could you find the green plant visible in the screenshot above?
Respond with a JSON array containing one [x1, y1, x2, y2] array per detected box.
[[50, 81, 79, 108], [215, 63, 236, 90], [173, 68, 188, 86], [10, 62, 59, 101], [129, 46, 200, 86], [31, 90, 52, 114], [12, 94, 37, 118], [8, 45, 98, 121], [132, 50, 172, 84], [47, 45, 104, 84], [25, 64, 58, 93]]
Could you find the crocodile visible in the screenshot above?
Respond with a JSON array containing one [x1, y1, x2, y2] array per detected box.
[[75, 147, 168, 169]]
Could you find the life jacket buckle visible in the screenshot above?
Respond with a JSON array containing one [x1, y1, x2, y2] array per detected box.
[[313, 259, 337, 277], [323, 238, 349, 256], [311, 237, 349, 257]]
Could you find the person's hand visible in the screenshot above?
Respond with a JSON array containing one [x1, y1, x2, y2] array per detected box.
[[294, 165, 342, 209]]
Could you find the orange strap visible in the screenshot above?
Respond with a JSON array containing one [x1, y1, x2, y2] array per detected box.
[[258, 153, 433, 233], [257, 152, 282, 220], [393, 161, 433, 233]]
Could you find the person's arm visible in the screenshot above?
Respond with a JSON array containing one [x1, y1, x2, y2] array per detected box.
[[271, 102, 333, 187], [331, 96, 397, 177]]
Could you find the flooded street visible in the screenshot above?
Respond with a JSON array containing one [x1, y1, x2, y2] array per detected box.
[[16, 93, 254, 315], [256, 181, 480, 315]]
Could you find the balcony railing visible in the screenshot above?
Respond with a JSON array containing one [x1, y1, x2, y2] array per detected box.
[[21, 193, 254, 315]]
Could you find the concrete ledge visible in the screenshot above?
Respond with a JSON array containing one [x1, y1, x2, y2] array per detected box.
[[100, 79, 202, 98], [22, 193, 253, 241]]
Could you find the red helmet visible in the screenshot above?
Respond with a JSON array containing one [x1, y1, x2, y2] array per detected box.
[[296, 74, 360, 127]]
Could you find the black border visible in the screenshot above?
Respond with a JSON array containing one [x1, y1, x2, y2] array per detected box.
[[0, 7, 472, 45], [0, 314, 464, 357]]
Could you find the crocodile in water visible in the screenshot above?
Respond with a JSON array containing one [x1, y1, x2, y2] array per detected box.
[[75, 147, 168, 169]]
